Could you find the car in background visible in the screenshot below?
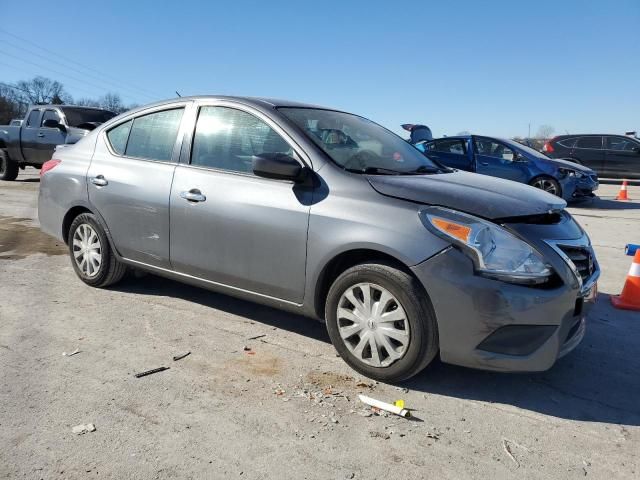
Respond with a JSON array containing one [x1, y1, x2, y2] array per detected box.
[[543, 134, 640, 179], [38, 96, 598, 381], [415, 135, 598, 201], [0, 105, 117, 181]]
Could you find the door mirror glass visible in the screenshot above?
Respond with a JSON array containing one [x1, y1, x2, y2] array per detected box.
[[42, 118, 63, 130], [253, 153, 304, 181]]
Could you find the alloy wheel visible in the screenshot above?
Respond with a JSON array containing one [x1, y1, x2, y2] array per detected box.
[[336, 282, 410, 367], [72, 224, 102, 278], [532, 178, 558, 195]]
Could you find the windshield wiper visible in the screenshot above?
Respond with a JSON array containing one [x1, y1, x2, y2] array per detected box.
[[406, 165, 450, 175], [345, 166, 405, 175]]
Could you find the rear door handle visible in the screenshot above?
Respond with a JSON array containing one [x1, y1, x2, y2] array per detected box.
[[37, 133, 45, 138], [180, 189, 206, 202], [91, 175, 108, 186]]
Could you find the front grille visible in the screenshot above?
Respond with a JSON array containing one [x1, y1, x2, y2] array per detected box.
[[558, 245, 595, 283]]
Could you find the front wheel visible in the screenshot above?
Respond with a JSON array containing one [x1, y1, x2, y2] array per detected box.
[[325, 262, 439, 382], [68, 213, 127, 288], [0, 150, 19, 181], [530, 176, 561, 197]]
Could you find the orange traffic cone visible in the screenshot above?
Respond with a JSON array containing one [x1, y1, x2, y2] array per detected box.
[[611, 250, 640, 311], [615, 180, 630, 201]]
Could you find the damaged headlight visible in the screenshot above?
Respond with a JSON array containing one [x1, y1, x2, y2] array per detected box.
[[421, 207, 552, 285], [559, 168, 585, 179]]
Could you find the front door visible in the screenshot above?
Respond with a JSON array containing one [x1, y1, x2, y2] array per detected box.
[[604, 136, 640, 178], [169, 104, 311, 303], [88, 105, 187, 268], [473, 137, 529, 183]]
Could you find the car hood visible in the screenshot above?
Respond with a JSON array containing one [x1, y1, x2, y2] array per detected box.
[[367, 171, 567, 219], [542, 157, 595, 173]]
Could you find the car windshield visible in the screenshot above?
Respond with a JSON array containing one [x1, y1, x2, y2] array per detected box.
[[503, 139, 549, 159], [61, 107, 117, 127], [278, 108, 446, 174]]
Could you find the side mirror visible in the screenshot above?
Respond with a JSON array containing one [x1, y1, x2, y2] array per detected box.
[[634, 146, 640, 154], [42, 119, 66, 132], [253, 153, 305, 181], [515, 152, 529, 162]]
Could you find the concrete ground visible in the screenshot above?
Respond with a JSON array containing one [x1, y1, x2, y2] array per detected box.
[[1, 168, 638, 479]]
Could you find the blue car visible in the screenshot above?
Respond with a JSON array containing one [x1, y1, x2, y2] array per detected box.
[[414, 135, 598, 201]]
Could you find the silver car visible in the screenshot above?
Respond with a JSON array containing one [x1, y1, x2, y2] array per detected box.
[[38, 96, 599, 381]]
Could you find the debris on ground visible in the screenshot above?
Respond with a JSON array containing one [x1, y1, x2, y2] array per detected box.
[[355, 381, 374, 388], [247, 334, 266, 340], [134, 366, 170, 378], [243, 346, 256, 355], [274, 388, 286, 396], [72, 423, 96, 435], [172, 351, 191, 361], [502, 439, 520, 467], [62, 349, 80, 357], [358, 394, 410, 418], [369, 431, 391, 440]]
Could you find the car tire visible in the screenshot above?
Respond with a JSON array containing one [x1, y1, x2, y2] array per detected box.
[[530, 176, 562, 197], [68, 213, 127, 288], [325, 262, 439, 382], [0, 150, 19, 181]]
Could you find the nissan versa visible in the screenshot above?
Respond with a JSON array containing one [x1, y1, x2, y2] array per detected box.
[[38, 96, 599, 382]]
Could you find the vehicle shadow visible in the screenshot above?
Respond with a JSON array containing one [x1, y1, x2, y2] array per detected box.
[[570, 197, 640, 210], [404, 294, 640, 426], [114, 273, 331, 344]]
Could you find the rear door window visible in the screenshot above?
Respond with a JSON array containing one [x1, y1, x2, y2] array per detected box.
[[26, 110, 41, 127], [124, 108, 184, 161], [576, 136, 603, 149], [431, 138, 467, 155]]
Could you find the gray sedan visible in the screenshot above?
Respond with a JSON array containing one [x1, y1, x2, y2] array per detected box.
[[38, 96, 599, 381]]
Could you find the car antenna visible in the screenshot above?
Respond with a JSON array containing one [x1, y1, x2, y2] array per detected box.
[[175, 90, 182, 97]]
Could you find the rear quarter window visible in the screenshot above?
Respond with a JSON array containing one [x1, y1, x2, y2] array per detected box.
[[106, 120, 133, 155]]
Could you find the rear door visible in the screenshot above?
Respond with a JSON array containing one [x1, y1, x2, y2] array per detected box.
[[473, 137, 529, 183], [21, 109, 42, 162], [88, 103, 189, 268], [169, 102, 311, 303], [423, 138, 472, 170], [572, 136, 605, 173], [604, 136, 640, 178], [36, 109, 66, 163]]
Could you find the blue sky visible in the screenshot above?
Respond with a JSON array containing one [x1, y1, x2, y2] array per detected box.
[[1, 0, 638, 137]]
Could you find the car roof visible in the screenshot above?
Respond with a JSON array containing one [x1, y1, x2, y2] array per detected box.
[[129, 95, 336, 111], [29, 104, 115, 111]]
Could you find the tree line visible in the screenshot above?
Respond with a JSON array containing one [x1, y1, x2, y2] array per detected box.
[[0, 76, 140, 124]]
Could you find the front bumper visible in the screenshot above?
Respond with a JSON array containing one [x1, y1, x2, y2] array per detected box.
[[412, 245, 598, 372], [560, 174, 599, 201]]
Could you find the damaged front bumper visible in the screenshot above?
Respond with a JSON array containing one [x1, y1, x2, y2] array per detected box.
[[412, 225, 599, 372]]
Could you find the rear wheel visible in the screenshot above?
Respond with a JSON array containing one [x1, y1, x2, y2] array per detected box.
[[530, 176, 561, 197], [68, 213, 127, 288], [0, 150, 19, 181], [325, 262, 439, 382]]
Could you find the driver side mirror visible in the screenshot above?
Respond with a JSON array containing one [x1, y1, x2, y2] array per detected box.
[[515, 152, 529, 162], [633, 146, 640, 154], [42, 118, 66, 132], [253, 153, 306, 181]]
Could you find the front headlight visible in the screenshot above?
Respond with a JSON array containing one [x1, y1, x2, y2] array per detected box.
[[421, 207, 552, 285], [559, 168, 585, 179]]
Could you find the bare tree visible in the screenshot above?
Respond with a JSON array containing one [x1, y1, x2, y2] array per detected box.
[[14, 76, 72, 105], [74, 97, 102, 107], [98, 92, 124, 113], [536, 124, 555, 140]]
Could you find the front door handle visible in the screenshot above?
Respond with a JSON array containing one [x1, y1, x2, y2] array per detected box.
[[480, 162, 489, 166], [91, 175, 108, 187], [37, 133, 45, 138], [180, 189, 206, 203]]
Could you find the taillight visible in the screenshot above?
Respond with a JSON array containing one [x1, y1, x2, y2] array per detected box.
[[543, 141, 554, 153], [40, 159, 61, 177]]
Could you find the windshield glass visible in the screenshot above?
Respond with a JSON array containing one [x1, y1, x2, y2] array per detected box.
[[278, 108, 444, 174], [61, 107, 117, 127]]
